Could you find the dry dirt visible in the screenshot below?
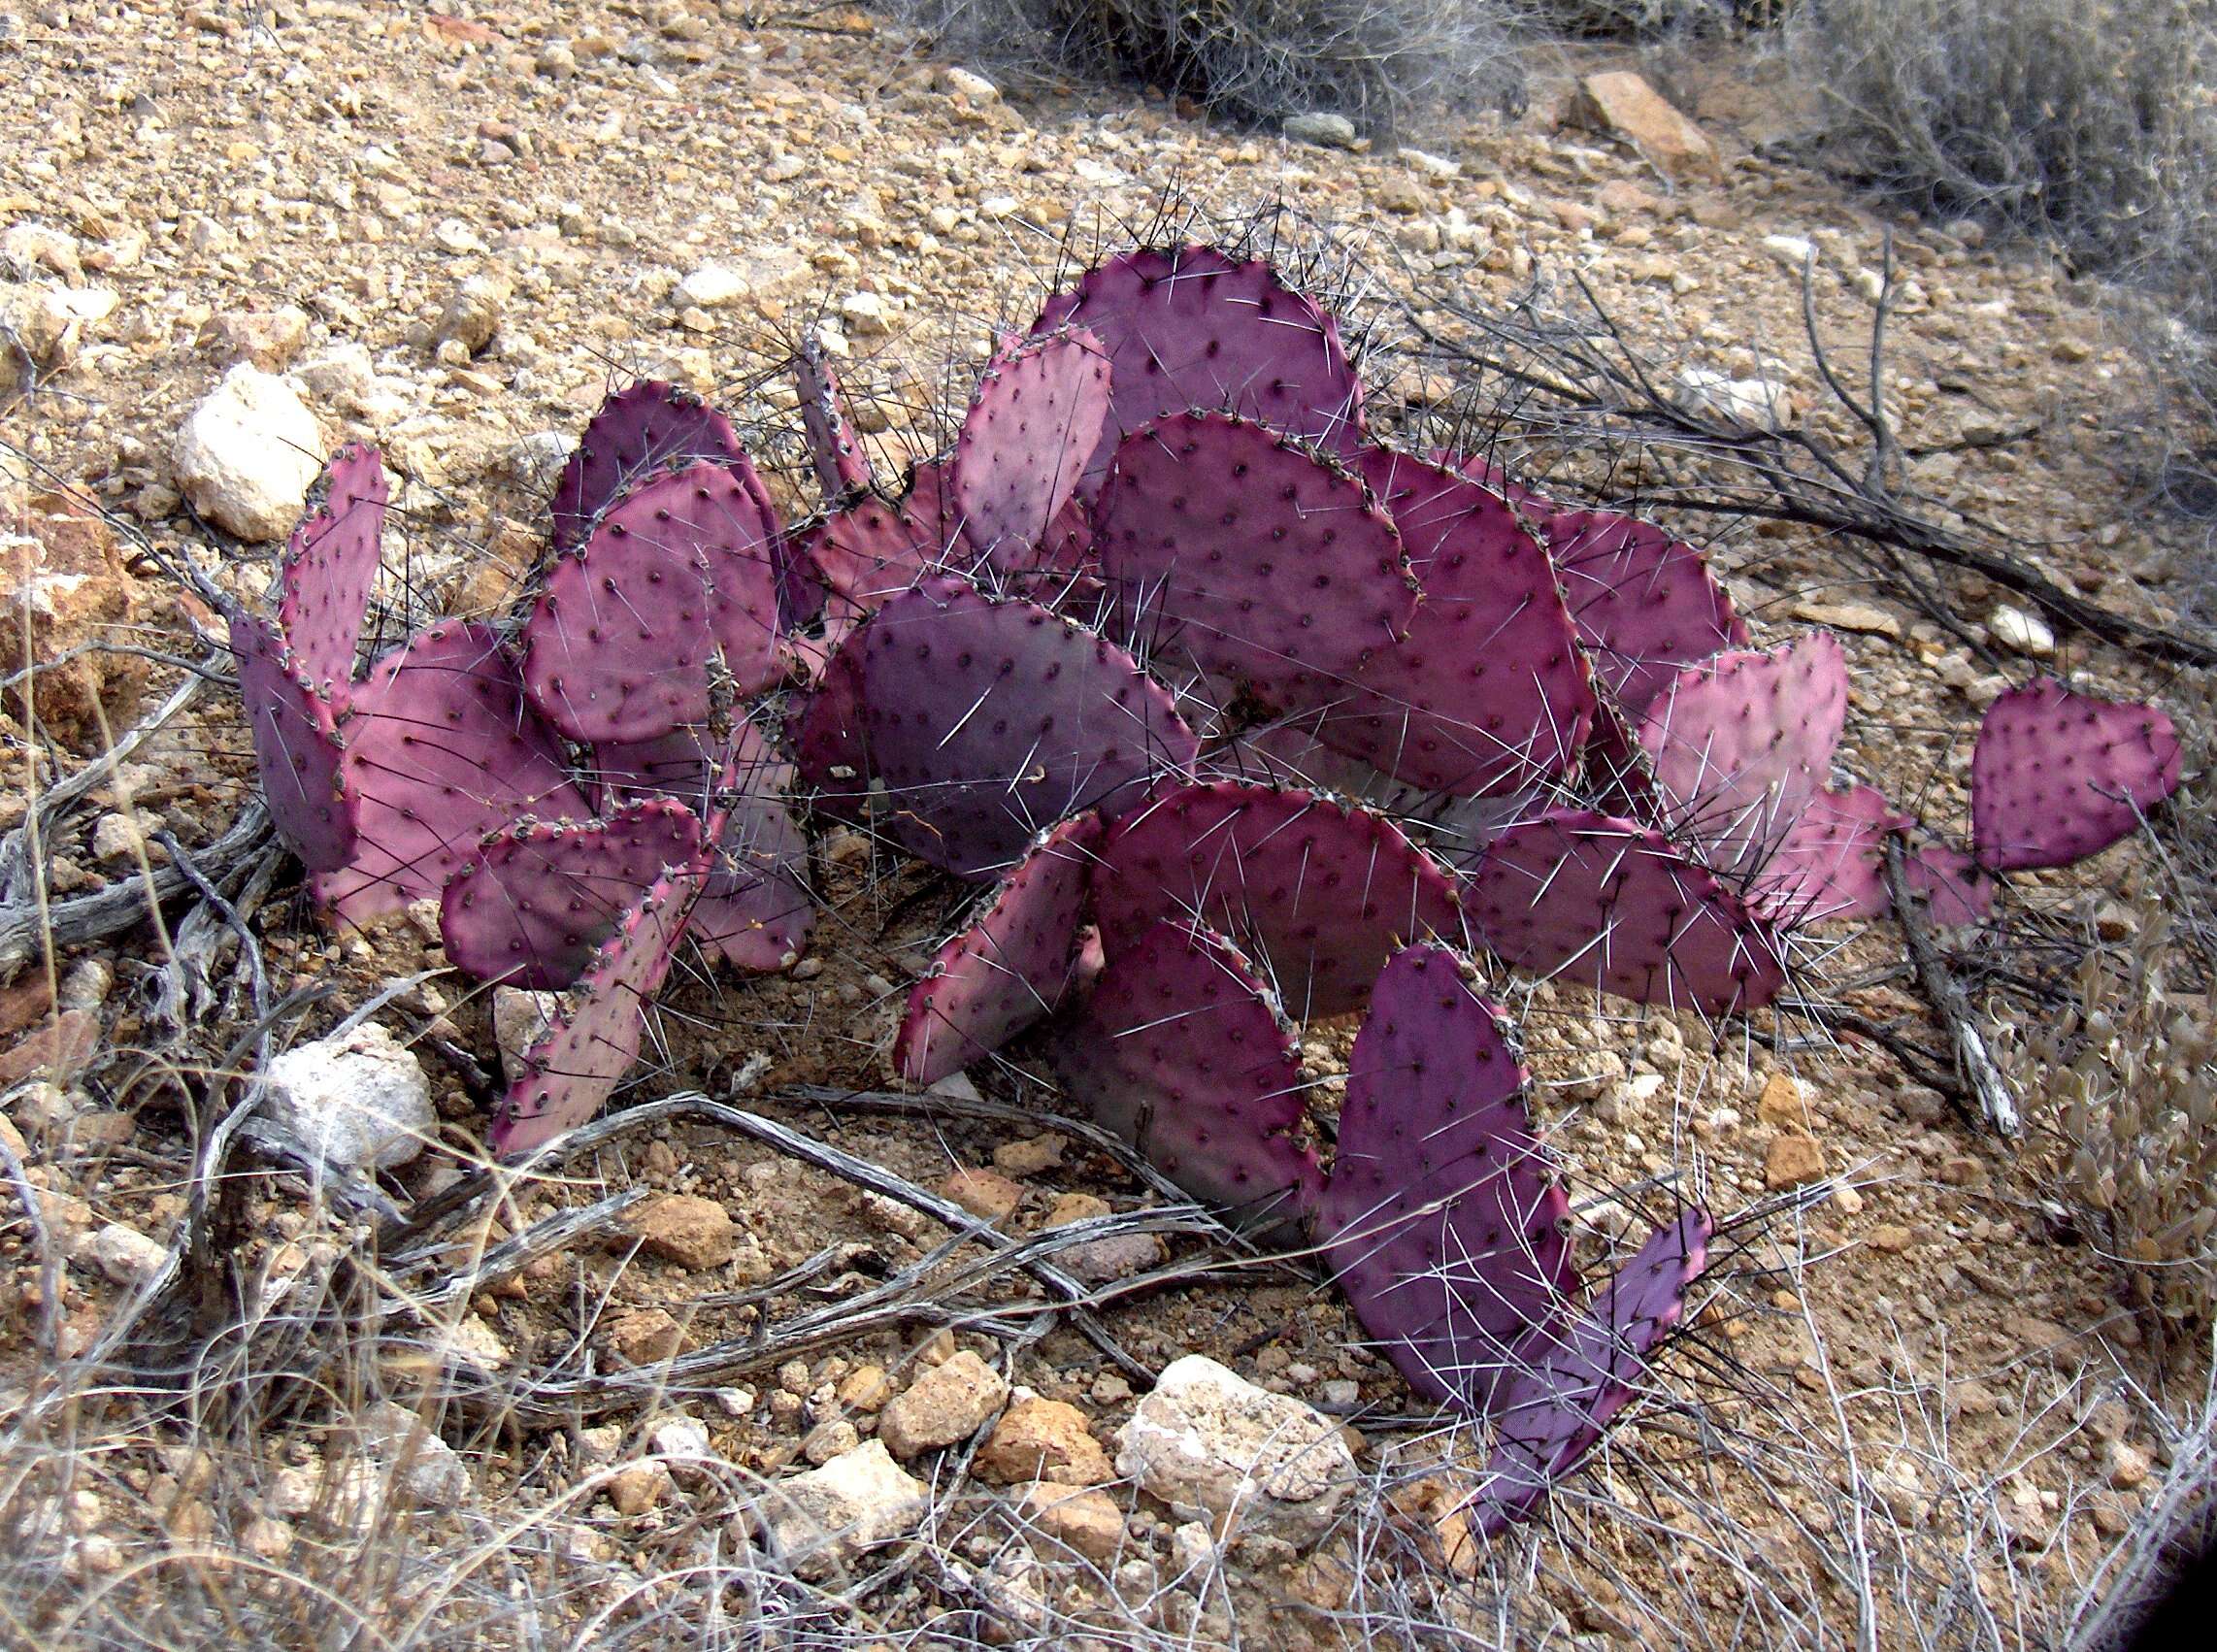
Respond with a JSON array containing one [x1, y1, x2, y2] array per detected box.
[[0, 3, 2211, 1648]]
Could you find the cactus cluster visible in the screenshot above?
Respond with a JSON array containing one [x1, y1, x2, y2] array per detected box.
[[235, 238, 2183, 1534]]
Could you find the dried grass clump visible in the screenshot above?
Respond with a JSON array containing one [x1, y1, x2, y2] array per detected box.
[[2018, 903, 2217, 1335], [884, 0, 1531, 134], [2004, 684, 2217, 1339]]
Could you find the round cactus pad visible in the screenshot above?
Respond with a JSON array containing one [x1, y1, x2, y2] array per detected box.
[[523, 460, 784, 743], [691, 727, 814, 973], [952, 328, 1111, 569], [1468, 809, 1790, 1017], [1033, 244, 1365, 494], [1751, 780, 1905, 925], [1307, 447, 1593, 796], [1636, 633, 1848, 879], [1970, 678, 2182, 872], [896, 811, 1104, 1085], [1472, 1206, 1712, 1536], [232, 612, 356, 876], [856, 578, 1200, 878], [1092, 780, 1464, 1020], [279, 443, 387, 694], [1317, 945, 1572, 1409], [1095, 411, 1417, 712], [314, 622, 588, 923], [490, 871, 697, 1158], [1544, 509, 1746, 713], [1053, 917, 1319, 1227], [551, 380, 750, 552], [440, 799, 704, 990]]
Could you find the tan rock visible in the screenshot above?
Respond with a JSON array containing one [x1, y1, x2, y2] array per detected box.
[[608, 1463, 668, 1515], [878, 1349, 1010, 1459], [1, 493, 147, 751], [1013, 1479, 1125, 1564], [627, 1193, 737, 1272], [941, 1167, 1023, 1223], [976, 1397, 1114, 1487], [1572, 72, 1722, 184], [203, 307, 311, 372], [1765, 1131, 1826, 1191], [991, 1134, 1065, 1177], [1755, 1073, 1808, 1128], [837, 1363, 894, 1412], [607, 1308, 687, 1367]]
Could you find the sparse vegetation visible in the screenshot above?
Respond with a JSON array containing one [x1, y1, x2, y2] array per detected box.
[[1791, 0, 2217, 502], [886, 0, 1532, 131]]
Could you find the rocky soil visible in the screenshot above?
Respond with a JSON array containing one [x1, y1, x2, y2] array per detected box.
[[0, 2, 2209, 1647]]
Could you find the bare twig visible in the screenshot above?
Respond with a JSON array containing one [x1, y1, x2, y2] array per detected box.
[[1882, 836, 2020, 1136]]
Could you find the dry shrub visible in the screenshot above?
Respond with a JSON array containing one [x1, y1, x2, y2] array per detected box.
[[2002, 677, 2217, 1341], [884, 0, 1531, 133], [1792, 0, 2217, 496]]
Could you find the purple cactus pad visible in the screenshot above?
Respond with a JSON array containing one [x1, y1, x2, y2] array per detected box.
[[522, 460, 784, 743], [856, 577, 1201, 878], [314, 621, 588, 922], [1970, 679, 2183, 872], [490, 871, 697, 1158], [439, 798, 704, 989], [231, 612, 356, 875], [1034, 245, 1365, 496], [1471, 1207, 1712, 1536], [1305, 447, 1594, 796], [1052, 916, 1320, 1227], [896, 811, 1103, 1084], [691, 724, 814, 972], [1468, 809, 1790, 1016], [1316, 944, 1572, 1409], [279, 443, 387, 693], [1095, 411, 1417, 711], [1543, 510, 1747, 713], [1092, 780, 1465, 1020], [1637, 633, 1848, 879], [795, 332, 876, 503], [1900, 842, 1997, 927], [1752, 781, 1905, 925], [952, 328, 1111, 570], [550, 380, 748, 553], [799, 458, 959, 629]]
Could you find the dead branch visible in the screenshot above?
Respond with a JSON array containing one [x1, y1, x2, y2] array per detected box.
[[1882, 836, 2020, 1137]]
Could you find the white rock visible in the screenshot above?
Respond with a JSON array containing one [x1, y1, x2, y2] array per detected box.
[[491, 987, 563, 1083], [89, 813, 144, 863], [938, 66, 1000, 103], [262, 1020, 434, 1172], [838, 291, 893, 337], [1676, 367, 1795, 431], [1763, 234, 1816, 273], [358, 1400, 472, 1504], [87, 1222, 168, 1286], [675, 248, 809, 311], [648, 1416, 716, 1465], [1283, 113, 1357, 150], [171, 365, 324, 541], [1988, 605, 2055, 658], [1115, 1354, 1354, 1549], [759, 1439, 929, 1578], [1400, 148, 1461, 179]]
